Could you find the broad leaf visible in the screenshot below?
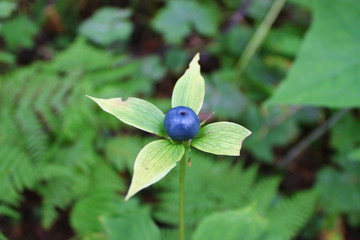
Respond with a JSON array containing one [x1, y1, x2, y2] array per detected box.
[[193, 206, 267, 240], [1, 15, 39, 51], [171, 53, 205, 114], [87, 96, 166, 136], [205, 71, 248, 119], [79, 7, 133, 46], [102, 210, 161, 240], [125, 140, 185, 200], [316, 164, 360, 215], [151, 1, 219, 44], [267, 0, 360, 108], [192, 122, 251, 156]]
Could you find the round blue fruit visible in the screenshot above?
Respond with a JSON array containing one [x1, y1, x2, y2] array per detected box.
[[164, 106, 200, 141]]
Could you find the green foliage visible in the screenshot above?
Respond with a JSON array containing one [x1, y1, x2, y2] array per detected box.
[[243, 105, 301, 162], [0, 1, 17, 19], [264, 25, 303, 57], [204, 73, 248, 119], [125, 140, 185, 200], [193, 206, 267, 240], [1, 15, 39, 51], [0, 50, 15, 65], [212, 26, 253, 57], [102, 208, 161, 240], [268, 0, 360, 107], [0, 232, 8, 240], [193, 190, 317, 240], [105, 136, 153, 172], [90, 53, 251, 202], [79, 7, 133, 46], [247, 0, 272, 21], [1, 0, 357, 239], [192, 122, 251, 156], [267, 190, 318, 239], [288, 0, 313, 10], [315, 113, 360, 227], [330, 114, 360, 154], [154, 150, 317, 239], [171, 53, 205, 114], [152, 0, 220, 44], [316, 162, 360, 226], [0, 37, 163, 238], [88, 96, 166, 136]]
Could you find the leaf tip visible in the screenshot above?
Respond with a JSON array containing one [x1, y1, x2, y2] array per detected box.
[[246, 129, 252, 137], [85, 94, 95, 100], [190, 53, 200, 67], [124, 186, 137, 201], [124, 194, 131, 201], [86, 95, 105, 104]]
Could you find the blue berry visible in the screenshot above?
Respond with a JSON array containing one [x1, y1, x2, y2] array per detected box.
[[164, 106, 200, 141]]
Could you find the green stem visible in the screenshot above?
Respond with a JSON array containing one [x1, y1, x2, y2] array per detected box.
[[179, 150, 186, 240], [234, 0, 287, 83]]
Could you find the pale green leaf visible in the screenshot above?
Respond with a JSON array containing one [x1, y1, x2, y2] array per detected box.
[[171, 53, 205, 114], [87, 96, 166, 136], [191, 122, 251, 156], [125, 140, 185, 200], [267, 0, 360, 108]]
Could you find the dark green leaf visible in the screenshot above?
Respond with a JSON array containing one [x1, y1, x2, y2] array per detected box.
[[102, 210, 161, 240], [268, 0, 360, 107], [1, 15, 39, 51], [152, 1, 219, 44], [79, 7, 133, 46], [193, 206, 267, 240]]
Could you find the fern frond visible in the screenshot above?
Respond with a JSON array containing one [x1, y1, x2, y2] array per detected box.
[[267, 190, 318, 239], [247, 176, 281, 213], [0, 145, 35, 193], [0, 205, 20, 220], [41, 201, 59, 229], [0, 231, 9, 240], [154, 150, 260, 229], [48, 37, 116, 72]]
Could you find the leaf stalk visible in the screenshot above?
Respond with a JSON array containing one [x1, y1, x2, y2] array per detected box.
[[179, 149, 186, 240]]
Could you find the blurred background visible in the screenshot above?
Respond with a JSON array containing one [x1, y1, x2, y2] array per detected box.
[[0, 0, 359, 239]]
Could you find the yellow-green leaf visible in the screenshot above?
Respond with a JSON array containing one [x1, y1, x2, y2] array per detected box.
[[125, 140, 185, 200], [87, 96, 166, 136], [192, 122, 251, 156], [171, 53, 205, 114]]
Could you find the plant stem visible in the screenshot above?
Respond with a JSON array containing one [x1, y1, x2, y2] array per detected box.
[[233, 0, 287, 82], [279, 109, 349, 167], [179, 150, 186, 240]]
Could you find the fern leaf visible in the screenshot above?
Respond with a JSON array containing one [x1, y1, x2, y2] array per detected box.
[[267, 190, 318, 239]]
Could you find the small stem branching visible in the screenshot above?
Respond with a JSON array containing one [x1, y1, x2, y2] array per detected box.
[[233, 0, 287, 82]]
